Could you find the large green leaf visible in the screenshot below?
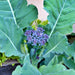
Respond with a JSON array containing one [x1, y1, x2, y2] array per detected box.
[[43, 32, 68, 57], [65, 42, 75, 62], [0, 0, 25, 57], [43, 0, 75, 58], [12, 54, 41, 75], [0, 0, 38, 57], [63, 57, 75, 70], [0, 0, 38, 28], [0, 17, 23, 57], [44, 0, 75, 37], [39, 64, 75, 75], [44, 53, 55, 65]]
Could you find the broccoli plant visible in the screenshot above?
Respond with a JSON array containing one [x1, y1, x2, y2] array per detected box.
[[0, 0, 75, 75]]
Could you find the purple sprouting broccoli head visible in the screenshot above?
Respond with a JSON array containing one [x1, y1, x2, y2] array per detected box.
[[24, 30, 32, 36], [27, 35, 32, 43], [36, 56, 39, 59], [24, 27, 49, 46], [37, 27, 45, 32], [44, 34, 49, 40], [32, 37, 38, 46], [41, 39, 46, 46]]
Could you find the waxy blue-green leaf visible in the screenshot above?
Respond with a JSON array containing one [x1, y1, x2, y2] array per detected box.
[[43, 0, 75, 58], [39, 64, 75, 75], [12, 54, 41, 75], [0, 0, 38, 28], [43, 32, 68, 57], [0, 0, 38, 57], [44, 0, 75, 37], [0, 17, 23, 57], [65, 42, 75, 62], [63, 57, 75, 70], [0, 0, 25, 57]]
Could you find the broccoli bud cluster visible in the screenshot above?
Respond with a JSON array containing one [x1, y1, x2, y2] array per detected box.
[[24, 27, 49, 46]]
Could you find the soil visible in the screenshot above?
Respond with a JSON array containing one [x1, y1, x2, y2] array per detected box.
[[0, 60, 20, 75], [67, 35, 75, 43]]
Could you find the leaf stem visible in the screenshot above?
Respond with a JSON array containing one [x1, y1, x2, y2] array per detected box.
[[24, 43, 28, 55]]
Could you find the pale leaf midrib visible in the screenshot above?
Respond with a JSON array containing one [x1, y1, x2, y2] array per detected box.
[[49, 0, 67, 38], [7, 0, 20, 28], [43, 39, 64, 57]]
